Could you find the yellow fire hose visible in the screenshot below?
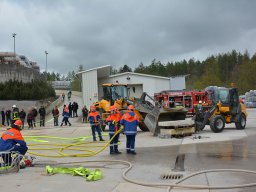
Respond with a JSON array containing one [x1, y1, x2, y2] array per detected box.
[[25, 127, 124, 158]]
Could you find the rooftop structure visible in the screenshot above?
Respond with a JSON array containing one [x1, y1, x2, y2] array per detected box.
[[0, 52, 41, 83]]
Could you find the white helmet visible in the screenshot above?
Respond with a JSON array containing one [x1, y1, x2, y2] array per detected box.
[[12, 105, 17, 108]]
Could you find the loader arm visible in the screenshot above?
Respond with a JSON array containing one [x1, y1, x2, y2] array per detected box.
[[194, 105, 217, 131]]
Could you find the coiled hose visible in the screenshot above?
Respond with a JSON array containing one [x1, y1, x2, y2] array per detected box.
[[26, 127, 123, 157]]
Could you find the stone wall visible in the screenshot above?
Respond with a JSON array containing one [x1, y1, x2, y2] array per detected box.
[[0, 63, 41, 83]]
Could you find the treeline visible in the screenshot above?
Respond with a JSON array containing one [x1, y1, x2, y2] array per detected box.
[[0, 79, 56, 100], [113, 50, 255, 94], [46, 50, 255, 94]]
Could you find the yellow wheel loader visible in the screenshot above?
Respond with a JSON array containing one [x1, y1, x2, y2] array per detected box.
[[94, 84, 194, 136], [194, 86, 247, 133], [94, 84, 151, 131]]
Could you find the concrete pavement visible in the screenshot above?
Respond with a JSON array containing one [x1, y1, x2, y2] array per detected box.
[[1, 93, 256, 192]]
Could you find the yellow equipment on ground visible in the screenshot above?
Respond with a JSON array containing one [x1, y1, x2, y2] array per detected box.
[[194, 86, 247, 133]]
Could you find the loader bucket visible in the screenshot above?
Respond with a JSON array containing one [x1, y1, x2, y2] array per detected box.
[[144, 107, 187, 136]]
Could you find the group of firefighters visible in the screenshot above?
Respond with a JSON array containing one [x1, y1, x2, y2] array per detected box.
[[88, 104, 139, 155], [0, 104, 139, 167]]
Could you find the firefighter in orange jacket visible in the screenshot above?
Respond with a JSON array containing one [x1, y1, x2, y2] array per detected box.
[[0, 119, 28, 165], [120, 105, 139, 155], [88, 106, 104, 142], [106, 106, 121, 154]]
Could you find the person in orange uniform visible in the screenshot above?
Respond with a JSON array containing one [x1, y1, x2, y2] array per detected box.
[[0, 119, 28, 165], [88, 106, 104, 142], [120, 105, 139, 155], [106, 106, 122, 155]]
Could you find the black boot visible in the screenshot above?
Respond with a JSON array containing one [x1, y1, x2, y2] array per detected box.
[[114, 145, 121, 154], [99, 137, 105, 141], [93, 137, 97, 141], [115, 150, 122, 154]]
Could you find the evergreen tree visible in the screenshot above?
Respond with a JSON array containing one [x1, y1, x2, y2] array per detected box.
[[134, 62, 145, 73], [119, 64, 132, 73], [197, 56, 222, 89]]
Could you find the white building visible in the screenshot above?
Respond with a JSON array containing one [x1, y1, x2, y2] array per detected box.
[[78, 65, 186, 107]]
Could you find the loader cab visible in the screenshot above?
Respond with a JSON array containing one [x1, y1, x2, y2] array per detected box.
[[102, 84, 128, 105], [205, 86, 240, 113], [205, 86, 230, 105]]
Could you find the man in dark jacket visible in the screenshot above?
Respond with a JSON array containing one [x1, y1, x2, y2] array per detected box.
[[39, 106, 46, 127], [5, 109, 11, 126], [27, 108, 34, 129], [82, 105, 88, 123], [73, 102, 78, 117], [68, 102, 73, 118], [19, 109, 26, 129], [1, 108, 5, 126], [32, 107, 38, 127], [52, 106, 59, 126]]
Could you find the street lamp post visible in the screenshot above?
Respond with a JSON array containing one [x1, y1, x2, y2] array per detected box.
[[45, 51, 48, 73], [12, 33, 17, 64], [45, 51, 48, 80]]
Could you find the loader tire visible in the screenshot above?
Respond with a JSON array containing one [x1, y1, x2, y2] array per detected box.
[[235, 114, 246, 130], [210, 115, 225, 133]]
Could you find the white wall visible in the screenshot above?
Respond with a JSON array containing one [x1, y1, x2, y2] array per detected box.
[[99, 73, 170, 97], [82, 70, 99, 107], [128, 84, 143, 98], [81, 71, 186, 106]]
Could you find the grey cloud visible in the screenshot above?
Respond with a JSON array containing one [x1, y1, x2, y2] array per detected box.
[[1, 0, 256, 74]]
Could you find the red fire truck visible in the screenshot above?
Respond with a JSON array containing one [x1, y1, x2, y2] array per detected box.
[[154, 90, 208, 115]]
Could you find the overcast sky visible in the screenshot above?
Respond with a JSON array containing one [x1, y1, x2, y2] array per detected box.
[[0, 0, 256, 74]]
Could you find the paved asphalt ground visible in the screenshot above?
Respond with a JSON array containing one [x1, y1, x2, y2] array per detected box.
[[1, 93, 256, 192]]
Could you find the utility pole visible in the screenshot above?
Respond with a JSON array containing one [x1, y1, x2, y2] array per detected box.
[[45, 51, 48, 80], [12, 33, 17, 64]]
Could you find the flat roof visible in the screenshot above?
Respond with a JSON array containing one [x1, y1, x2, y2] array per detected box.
[[109, 72, 171, 80], [77, 66, 187, 80]]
